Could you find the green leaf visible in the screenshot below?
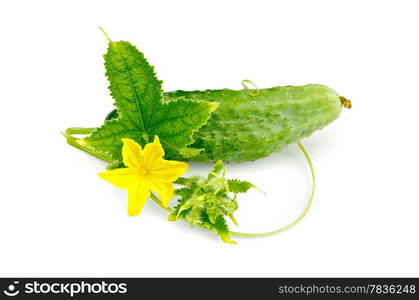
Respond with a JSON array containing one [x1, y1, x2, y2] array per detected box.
[[228, 179, 255, 193], [74, 40, 218, 165], [169, 161, 255, 244], [200, 213, 236, 244], [212, 160, 224, 174], [208, 160, 224, 178]]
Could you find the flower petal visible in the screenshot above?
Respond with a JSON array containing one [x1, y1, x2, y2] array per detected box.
[[121, 138, 143, 168], [148, 177, 174, 207], [150, 159, 189, 182], [142, 136, 165, 167], [127, 181, 150, 216], [98, 168, 137, 189]]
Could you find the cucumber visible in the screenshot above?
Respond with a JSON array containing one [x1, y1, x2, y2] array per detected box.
[[106, 84, 347, 162]]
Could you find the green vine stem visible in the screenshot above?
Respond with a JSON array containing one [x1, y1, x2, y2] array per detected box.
[[62, 127, 113, 163], [241, 79, 259, 90], [150, 142, 316, 239], [65, 127, 96, 135], [241, 79, 260, 96], [230, 142, 315, 237]]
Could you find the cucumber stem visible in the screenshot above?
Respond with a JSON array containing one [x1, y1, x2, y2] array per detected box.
[[340, 96, 352, 109]]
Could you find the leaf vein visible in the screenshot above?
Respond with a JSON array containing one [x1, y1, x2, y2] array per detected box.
[[112, 42, 146, 132]]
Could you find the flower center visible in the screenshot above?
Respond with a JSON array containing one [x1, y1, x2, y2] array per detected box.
[[138, 167, 149, 177]]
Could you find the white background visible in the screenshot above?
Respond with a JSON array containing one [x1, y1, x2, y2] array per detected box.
[[0, 0, 418, 277]]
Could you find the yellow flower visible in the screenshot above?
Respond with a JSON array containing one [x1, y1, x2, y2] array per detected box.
[[98, 136, 188, 216]]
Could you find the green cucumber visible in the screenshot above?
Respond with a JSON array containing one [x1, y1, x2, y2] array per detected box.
[[106, 84, 348, 162]]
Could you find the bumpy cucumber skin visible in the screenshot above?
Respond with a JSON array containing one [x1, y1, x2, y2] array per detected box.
[[165, 84, 342, 162], [106, 84, 343, 162]]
